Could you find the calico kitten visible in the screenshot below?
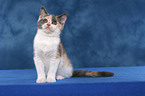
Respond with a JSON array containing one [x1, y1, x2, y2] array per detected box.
[[33, 6, 114, 83]]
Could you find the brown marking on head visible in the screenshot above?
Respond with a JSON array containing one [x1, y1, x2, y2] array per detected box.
[[52, 15, 57, 25]]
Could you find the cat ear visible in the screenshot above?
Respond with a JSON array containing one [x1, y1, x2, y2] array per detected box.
[[40, 6, 49, 18], [57, 13, 67, 25]]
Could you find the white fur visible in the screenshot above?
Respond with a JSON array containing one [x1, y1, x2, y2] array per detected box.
[[34, 29, 73, 83]]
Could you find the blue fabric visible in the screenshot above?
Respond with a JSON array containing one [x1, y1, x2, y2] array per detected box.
[[0, 66, 145, 96], [1, 0, 145, 69]]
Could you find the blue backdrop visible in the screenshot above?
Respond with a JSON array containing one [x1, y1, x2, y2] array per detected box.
[[0, 0, 145, 69]]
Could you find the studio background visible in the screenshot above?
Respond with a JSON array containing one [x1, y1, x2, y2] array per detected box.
[[0, 0, 145, 69]]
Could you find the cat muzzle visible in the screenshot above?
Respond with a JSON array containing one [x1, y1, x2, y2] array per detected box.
[[47, 24, 51, 26]]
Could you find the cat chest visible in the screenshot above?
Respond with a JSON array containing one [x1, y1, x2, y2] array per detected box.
[[34, 37, 60, 54]]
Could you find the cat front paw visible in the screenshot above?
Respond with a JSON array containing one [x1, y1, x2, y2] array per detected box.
[[47, 77, 56, 83], [36, 78, 46, 83]]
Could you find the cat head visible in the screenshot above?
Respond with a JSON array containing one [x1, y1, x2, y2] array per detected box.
[[37, 6, 67, 35]]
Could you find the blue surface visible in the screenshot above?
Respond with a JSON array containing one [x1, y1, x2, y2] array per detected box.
[[0, 66, 145, 85], [0, 66, 145, 96], [1, 0, 145, 69]]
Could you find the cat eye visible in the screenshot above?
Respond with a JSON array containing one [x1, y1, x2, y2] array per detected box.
[[52, 21, 57, 25], [43, 19, 48, 23]]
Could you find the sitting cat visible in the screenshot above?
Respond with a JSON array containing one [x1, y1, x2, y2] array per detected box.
[[33, 6, 114, 83]]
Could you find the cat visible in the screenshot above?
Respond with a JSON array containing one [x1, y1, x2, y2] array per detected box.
[[33, 6, 114, 83]]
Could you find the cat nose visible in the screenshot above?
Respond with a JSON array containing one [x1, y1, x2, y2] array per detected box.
[[47, 24, 50, 26]]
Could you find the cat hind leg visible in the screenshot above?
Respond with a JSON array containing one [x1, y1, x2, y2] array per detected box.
[[56, 75, 65, 80]]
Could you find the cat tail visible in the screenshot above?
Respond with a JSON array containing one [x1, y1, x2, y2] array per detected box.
[[72, 70, 114, 77]]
